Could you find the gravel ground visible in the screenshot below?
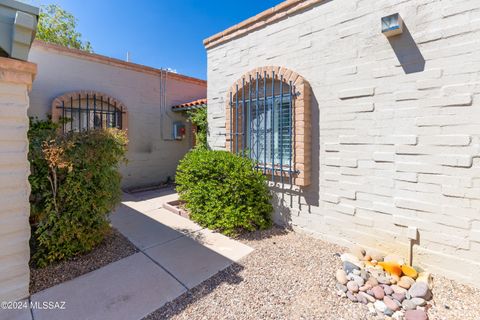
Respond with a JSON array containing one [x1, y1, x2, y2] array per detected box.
[[30, 228, 138, 294], [145, 227, 480, 320]]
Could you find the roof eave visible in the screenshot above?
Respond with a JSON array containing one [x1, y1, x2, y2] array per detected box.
[[32, 40, 207, 86], [203, 0, 325, 50], [171, 104, 207, 112]]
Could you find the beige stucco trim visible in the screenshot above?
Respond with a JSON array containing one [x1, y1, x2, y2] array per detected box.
[[0, 57, 37, 89], [51, 90, 129, 131], [225, 66, 311, 187], [203, 0, 325, 49], [0, 57, 37, 301], [32, 40, 207, 87]]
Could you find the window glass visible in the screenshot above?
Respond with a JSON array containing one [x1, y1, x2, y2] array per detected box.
[[60, 97, 122, 132], [245, 96, 292, 167]]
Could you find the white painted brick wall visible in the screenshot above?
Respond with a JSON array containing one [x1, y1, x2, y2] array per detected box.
[[206, 0, 480, 286]]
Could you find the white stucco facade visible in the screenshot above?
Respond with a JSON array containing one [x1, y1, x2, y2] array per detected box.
[[28, 41, 206, 189], [206, 0, 480, 286]]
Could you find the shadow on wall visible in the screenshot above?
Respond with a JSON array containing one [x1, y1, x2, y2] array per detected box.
[[271, 93, 320, 227], [387, 24, 425, 74]]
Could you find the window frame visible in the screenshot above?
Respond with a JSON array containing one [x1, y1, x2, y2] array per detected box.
[[225, 66, 311, 187], [51, 91, 128, 134], [244, 95, 292, 171]]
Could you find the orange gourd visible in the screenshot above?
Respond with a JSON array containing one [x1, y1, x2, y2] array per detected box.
[[377, 261, 402, 277], [401, 264, 418, 279]]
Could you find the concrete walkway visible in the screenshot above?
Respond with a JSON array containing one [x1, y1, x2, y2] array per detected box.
[[3, 188, 253, 320]]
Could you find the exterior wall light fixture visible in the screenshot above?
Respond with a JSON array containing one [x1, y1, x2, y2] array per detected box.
[[381, 13, 403, 37]]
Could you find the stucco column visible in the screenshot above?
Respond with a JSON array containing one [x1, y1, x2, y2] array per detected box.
[[0, 57, 36, 301]]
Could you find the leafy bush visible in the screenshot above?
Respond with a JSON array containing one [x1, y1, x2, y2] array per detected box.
[[176, 149, 272, 235], [28, 118, 127, 267], [28, 117, 59, 223], [186, 107, 208, 150]]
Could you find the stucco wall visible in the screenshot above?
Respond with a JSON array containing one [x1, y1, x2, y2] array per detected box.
[[0, 57, 36, 301], [206, 0, 480, 286], [28, 42, 206, 189]]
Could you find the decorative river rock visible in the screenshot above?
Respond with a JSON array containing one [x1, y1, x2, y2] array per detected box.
[[334, 245, 434, 319]]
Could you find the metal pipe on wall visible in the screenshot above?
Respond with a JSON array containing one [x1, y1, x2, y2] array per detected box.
[[160, 68, 175, 141]]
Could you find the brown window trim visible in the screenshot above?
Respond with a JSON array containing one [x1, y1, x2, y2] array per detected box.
[[225, 66, 311, 187], [51, 90, 128, 133]]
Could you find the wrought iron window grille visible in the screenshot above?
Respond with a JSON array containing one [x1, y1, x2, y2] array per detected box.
[[56, 93, 125, 133], [229, 71, 300, 184]]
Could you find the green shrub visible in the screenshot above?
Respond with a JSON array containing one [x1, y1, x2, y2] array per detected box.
[[186, 107, 208, 150], [176, 149, 273, 235], [28, 118, 127, 267]]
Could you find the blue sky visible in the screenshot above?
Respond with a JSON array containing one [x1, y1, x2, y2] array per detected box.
[[28, 0, 283, 80]]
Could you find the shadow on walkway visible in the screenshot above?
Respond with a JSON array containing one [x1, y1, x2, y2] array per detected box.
[[28, 188, 251, 320], [144, 263, 244, 320]]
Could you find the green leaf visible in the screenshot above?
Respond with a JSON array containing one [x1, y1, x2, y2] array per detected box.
[[176, 149, 273, 236], [36, 4, 93, 53], [29, 118, 127, 267]]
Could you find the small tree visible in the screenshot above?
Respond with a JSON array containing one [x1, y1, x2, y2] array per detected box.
[[36, 4, 93, 52]]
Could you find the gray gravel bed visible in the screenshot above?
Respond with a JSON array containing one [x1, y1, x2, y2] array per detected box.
[[30, 228, 138, 294], [145, 227, 480, 320]]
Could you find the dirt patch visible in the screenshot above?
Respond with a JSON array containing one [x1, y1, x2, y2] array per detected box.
[[30, 228, 138, 294]]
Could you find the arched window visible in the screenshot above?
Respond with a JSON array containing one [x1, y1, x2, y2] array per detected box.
[[227, 66, 311, 186], [51, 91, 128, 133]]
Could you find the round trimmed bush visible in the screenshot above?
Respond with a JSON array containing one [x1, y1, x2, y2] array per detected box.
[[176, 149, 273, 235]]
